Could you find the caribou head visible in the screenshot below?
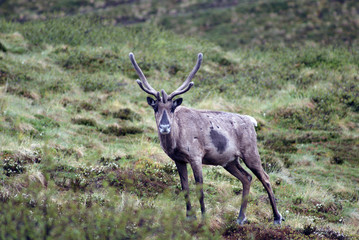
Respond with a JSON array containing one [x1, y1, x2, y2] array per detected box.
[[129, 52, 202, 135]]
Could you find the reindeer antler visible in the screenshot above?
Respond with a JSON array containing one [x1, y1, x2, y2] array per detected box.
[[168, 53, 203, 100], [129, 52, 202, 101], [129, 52, 159, 99]]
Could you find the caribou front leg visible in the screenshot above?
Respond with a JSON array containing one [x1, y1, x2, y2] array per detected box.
[[175, 161, 193, 219], [190, 160, 205, 218]]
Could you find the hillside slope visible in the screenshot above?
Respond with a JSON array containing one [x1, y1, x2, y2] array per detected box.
[[0, 3, 358, 239]]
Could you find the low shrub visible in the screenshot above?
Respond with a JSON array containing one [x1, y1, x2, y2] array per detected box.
[[71, 117, 97, 127], [101, 123, 143, 136], [0, 150, 42, 176], [261, 133, 297, 153], [223, 223, 305, 240]]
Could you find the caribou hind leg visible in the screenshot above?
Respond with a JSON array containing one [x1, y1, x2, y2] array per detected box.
[[224, 159, 252, 225], [243, 149, 283, 224]]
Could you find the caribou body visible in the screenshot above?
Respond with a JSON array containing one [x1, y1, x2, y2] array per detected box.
[[129, 52, 283, 225]]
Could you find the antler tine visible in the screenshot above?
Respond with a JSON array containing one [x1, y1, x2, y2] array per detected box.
[[168, 53, 202, 100], [179, 53, 203, 90], [136, 80, 157, 97], [167, 82, 194, 100], [129, 52, 159, 98]]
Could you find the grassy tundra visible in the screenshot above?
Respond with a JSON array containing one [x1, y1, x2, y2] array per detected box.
[[0, 0, 358, 239]]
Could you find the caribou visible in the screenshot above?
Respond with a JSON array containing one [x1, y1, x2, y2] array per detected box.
[[129, 52, 283, 225]]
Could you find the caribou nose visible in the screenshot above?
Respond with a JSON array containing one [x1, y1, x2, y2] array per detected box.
[[159, 110, 171, 134], [159, 124, 171, 134]]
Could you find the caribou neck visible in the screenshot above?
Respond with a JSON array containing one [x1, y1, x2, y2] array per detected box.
[[158, 118, 179, 154]]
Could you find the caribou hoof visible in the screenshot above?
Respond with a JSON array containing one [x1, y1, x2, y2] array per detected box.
[[186, 214, 197, 221], [236, 216, 248, 225], [274, 214, 284, 225]]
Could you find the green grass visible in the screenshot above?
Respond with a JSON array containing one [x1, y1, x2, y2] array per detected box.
[[0, 5, 358, 239], [1, 0, 358, 49]]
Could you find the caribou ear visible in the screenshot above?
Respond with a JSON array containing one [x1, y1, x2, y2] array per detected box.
[[147, 96, 156, 107], [171, 98, 183, 112], [147, 97, 158, 111]]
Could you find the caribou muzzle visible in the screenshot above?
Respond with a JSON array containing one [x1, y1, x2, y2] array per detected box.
[[159, 110, 171, 134]]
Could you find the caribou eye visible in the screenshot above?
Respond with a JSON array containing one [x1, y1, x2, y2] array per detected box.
[[147, 97, 158, 112], [171, 98, 183, 112]]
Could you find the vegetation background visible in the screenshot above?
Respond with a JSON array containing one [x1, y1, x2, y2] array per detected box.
[[0, 0, 358, 239]]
